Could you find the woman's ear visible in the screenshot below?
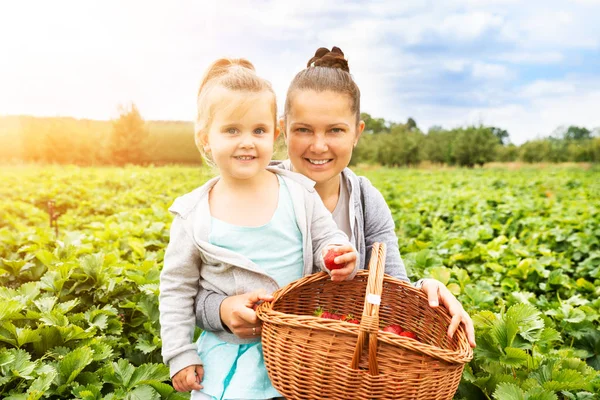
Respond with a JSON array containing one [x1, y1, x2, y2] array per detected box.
[[354, 120, 366, 147], [278, 118, 286, 139], [274, 124, 281, 141]]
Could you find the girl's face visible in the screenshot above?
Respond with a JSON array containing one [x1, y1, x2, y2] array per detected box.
[[204, 88, 278, 182], [284, 90, 364, 187]]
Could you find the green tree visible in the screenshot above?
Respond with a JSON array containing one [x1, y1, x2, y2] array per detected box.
[[495, 143, 518, 162], [452, 126, 497, 167], [360, 112, 389, 134], [377, 126, 424, 166], [520, 139, 549, 163], [564, 125, 591, 141], [350, 133, 378, 165], [490, 126, 510, 145], [109, 103, 149, 166], [423, 128, 454, 165]]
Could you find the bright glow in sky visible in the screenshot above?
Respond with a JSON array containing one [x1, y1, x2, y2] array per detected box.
[[1, 0, 599, 144]]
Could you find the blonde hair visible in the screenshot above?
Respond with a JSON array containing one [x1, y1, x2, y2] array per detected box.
[[195, 58, 277, 163]]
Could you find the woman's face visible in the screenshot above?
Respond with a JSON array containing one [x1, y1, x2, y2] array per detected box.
[[284, 90, 365, 187]]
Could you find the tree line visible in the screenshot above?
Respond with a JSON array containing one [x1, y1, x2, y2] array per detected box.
[[351, 113, 600, 167], [0, 106, 598, 166]]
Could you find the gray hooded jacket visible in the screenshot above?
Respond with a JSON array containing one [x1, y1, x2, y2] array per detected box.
[[159, 167, 355, 377]]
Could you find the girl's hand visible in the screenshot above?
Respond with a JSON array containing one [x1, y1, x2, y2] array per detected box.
[[322, 244, 358, 282], [220, 289, 274, 339], [419, 279, 476, 348], [172, 364, 204, 392]]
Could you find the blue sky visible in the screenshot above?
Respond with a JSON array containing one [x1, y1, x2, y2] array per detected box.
[[1, 0, 599, 144]]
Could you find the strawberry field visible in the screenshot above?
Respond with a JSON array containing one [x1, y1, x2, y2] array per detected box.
[[1, 165, 599, 399]]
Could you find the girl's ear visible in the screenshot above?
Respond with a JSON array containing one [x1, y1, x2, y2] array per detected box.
[[199, 134, 210, 152], [354, 120, 365, 147]]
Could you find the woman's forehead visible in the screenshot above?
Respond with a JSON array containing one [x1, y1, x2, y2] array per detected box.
[[288, 90, 354, 123]]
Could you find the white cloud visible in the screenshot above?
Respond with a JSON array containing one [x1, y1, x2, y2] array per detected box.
[[472, 62, 511, 80], [495, 51, 565, 64], [439, 11, 504, 41], [520, 80, 576, 98]]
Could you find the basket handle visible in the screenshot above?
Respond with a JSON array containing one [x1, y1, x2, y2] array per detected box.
[[350, 242, 386, 374]]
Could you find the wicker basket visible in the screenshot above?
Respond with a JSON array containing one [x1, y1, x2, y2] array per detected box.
[[256, 242, 473, 400]]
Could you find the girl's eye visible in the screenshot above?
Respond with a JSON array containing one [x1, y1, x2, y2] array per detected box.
[[226, 128, 238, 134], [254, 128, 266, 135]]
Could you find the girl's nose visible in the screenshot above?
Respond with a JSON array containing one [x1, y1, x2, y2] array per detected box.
[[239, 133, 255, 148]]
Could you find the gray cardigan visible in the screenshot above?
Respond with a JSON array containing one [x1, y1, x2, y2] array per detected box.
[[194, 161, 409, 335], [159, 168, 355, 377]]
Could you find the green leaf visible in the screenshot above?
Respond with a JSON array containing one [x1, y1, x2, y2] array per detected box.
[[56, 325, 95, 343], [428, 266, 451, 285], [507, 303, 544, 342], [523, 387, 558, 400], [146, 382, 175, 397], [89, 342, 113, 361], [128, 363, 170, 389], [55, 299, 79, 314], [57, 345, 94, 384], [35, 249, 56, 267], [493, 382, 525, 400], [0, 348, 16, 367], [0, 322, 41, 348], [500, 347, 529, 367], [26, 370, 58, 399], [541, 370, 589, 392], [124, 385, 160, 400], [135, 338, 158, 354], [72, 384, 103, 400], [33, 296, 58, 313], [105, 358, 136, 387], [6, 348, 37, 379], [0, 300, 24, 322]]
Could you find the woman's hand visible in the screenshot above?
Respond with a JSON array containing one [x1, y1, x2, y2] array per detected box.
[[419, 279, 476, 348], [219, 289, 274, 339]]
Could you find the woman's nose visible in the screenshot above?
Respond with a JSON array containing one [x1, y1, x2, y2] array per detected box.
[[310, 133, 328, 153]]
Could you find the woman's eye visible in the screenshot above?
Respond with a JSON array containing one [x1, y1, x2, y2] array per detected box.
[[331, 128, 344, 134], [296, 128, 310, 133]]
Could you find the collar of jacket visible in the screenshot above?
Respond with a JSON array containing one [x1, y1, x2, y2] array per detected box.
[[168, 166, 317, 219]]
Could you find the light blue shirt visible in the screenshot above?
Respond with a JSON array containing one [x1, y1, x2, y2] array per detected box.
[[197, 176, 303, 400]]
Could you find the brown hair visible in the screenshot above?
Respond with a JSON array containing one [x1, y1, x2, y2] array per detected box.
[[284, 46, 360, 124], [195, 58, 276, 162]]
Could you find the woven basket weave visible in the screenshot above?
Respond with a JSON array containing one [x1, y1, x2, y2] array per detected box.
[[256, 242, 473, 400]]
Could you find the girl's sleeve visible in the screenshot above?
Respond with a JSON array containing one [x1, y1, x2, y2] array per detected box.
[[309, 190, 359, 279], [359, 177, 409, 282], [159, 215, 204, 378]]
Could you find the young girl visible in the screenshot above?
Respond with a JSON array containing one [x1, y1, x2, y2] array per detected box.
[[159, 58, 359, 399]]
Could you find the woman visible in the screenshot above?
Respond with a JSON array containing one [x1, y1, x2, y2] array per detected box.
[[195, 47, 476, 348]]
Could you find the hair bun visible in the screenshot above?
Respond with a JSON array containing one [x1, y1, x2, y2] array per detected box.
[[307, 46, 349, 73]]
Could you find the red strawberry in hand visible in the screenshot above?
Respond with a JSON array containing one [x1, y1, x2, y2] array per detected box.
[[382, 324, 404, 335], [324, 248, 346, 271]]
